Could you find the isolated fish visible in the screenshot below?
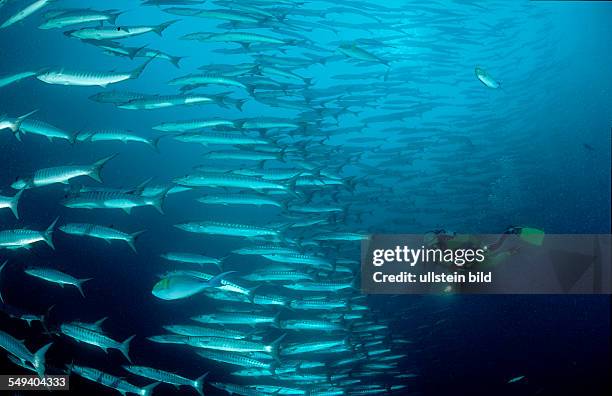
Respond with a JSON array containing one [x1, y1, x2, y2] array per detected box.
[[475, 66, 501, 88]]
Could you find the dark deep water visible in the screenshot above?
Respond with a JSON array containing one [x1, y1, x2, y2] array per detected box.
[[1, 0, 611, 395]]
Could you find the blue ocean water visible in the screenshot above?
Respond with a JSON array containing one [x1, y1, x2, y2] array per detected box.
[[0, 0, 611, 395]]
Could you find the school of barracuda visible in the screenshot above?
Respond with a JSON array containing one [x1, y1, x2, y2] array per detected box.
[[0, 0, 555, 394]]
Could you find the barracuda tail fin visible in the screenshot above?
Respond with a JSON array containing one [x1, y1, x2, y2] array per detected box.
[[76, 278, 93, 298], [207, 271, 236, 288], [119, 335, 136, 363], [149, 135, 163, 153], [8, 189, 23, 219], [154, 19, 178, 36], [170, 55, 184, 68], [127, 230, 146, 253], [130, 55, 157, 80], [270, 333, 286, 361], [43, 217, 58, 250], [13, 109, 38, 132], [89, 153, 117, 183], [33, 342, 53, 378], [151, 187, 171, 214], [141, 381, 160, 396], [192, 372, 208, 396]]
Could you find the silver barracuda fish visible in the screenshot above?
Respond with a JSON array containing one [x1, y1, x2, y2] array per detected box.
[[0, 0, 53, 29], [39, 8, 122, 29], [24, 267, 91, 297], [59, 223, 145, 253], [11, 154, 116, 189], [37, 57, 155, 87], [60, 321, 135, 362], [123, 365, 207, 396], [0, 217, 57, 250], [65, 20, 177, 40], [68, 363, 159, 396], [61, 188, 169, 214], [0, 329, 52, 378]]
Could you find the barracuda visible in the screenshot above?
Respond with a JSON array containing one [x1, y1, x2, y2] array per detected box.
[[197, 193, 281, 208], [281, 339, 348, 356], [290, 298, 349, 310], [61, 188, 168, 214], [65, 20, 177, 40], [68, 364, 158, 396], [160, 252, 223, 270], [192, 312, 280, 327], [202, 150, 282, 162], [39, 9, 121, 29], [76, 129, 161, 150], [168, 73, 249, 90], [37, 57, 154, 87], [283, 280, 353, 292], [196, 349, 273, 370], [18, 118, 75, 142], [175, 221, 286, 239], [242, 270, 313, 282], [152, 118, 235, 132], [174, 131, 269, 146], [0, 71, 39, 88], [123, 365, 207, 396], [0, 330, 52, 378], [262, 253, 333, 270], [0, 0, 52, 29], [0, 217, 57, 250], [12, 154, 116, 189], [475, 66, 501, 89], [179, 334, 284, 358], [232, 245, 301, 256], [163, 325, 249, 339], [24, 267, 91, 297], [60, 321, 135, 362], [59, 223, 145, 253], [182, 32, 288, 46], [174, 172, 293, 192], [279, 319, 345, 332], [117, 94, 218, 110], [313, 232, 365, 241]]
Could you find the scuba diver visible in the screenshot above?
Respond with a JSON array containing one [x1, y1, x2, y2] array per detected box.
[[423, 226, 545, 270]]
